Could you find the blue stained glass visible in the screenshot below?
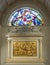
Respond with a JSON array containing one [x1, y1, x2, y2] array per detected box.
[[26, 14, 31, 19], [32, 18, 36, 25], [9, 7, 44, 26], [37, 19, 41, 25], [14, 12, 18, 17], [20, 9, 23, 15], [18, 20, 23, 26]]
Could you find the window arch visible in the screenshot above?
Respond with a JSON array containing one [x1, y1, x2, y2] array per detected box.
[[8, 7, 44, 26]]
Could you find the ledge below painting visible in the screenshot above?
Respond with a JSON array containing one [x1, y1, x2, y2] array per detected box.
[[6, 58, 45, 65]]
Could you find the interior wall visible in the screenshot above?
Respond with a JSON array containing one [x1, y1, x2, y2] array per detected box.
[[0, 26, 1, 65], [0, 0, 50, 65]]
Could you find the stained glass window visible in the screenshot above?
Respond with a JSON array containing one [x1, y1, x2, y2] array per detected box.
[[8, 7, 44, 26]]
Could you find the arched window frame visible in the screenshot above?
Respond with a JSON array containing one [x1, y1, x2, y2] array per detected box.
[[8, 7, 44, 26]]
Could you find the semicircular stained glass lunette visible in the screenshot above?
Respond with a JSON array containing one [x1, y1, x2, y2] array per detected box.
[[8, 7, 44, 26]]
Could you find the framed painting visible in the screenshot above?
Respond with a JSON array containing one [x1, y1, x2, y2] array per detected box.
[[13, 41, 37, 57]]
